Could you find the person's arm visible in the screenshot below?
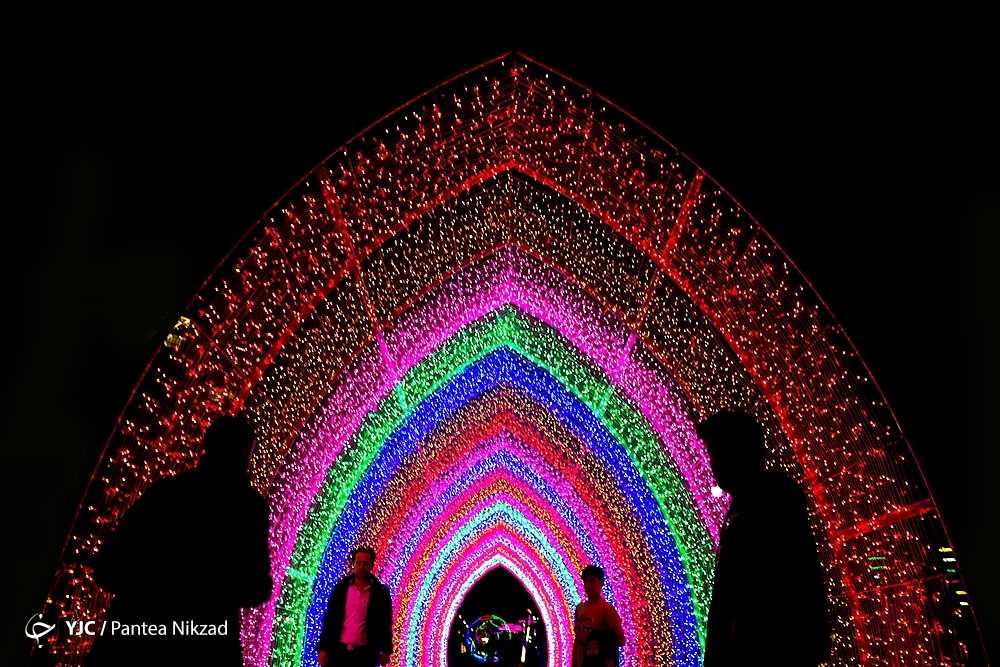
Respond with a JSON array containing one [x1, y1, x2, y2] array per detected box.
[[317, 579, 346, 658], [606, 603, 625, 649], [377, 595, 392, 665], [375, 582, 394, 663], [600, 603, 625, 667]]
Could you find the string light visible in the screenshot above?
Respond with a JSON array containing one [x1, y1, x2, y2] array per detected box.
[[40, 54, 980, 667]]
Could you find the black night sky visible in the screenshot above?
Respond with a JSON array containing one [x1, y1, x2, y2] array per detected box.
[[6, 15, 996, 665]]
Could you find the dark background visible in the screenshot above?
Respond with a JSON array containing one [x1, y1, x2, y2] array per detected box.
[[449, 568, 543, 666], [6, 14, 996, 665]]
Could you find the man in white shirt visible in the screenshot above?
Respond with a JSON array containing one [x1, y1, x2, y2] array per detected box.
[[317, 547, 394, 666]]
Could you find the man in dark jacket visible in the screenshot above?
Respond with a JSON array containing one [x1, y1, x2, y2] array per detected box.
[[698, 411, 830, 667], [88, 415, 273, 667], [317, 546, 394, 667]]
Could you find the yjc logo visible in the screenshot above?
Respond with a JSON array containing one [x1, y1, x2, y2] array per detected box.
[[25, 613, 56, 647]]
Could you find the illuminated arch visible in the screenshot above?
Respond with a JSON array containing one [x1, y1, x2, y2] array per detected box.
[[44, 54, 983, 667], [295, 355, 704, 667]]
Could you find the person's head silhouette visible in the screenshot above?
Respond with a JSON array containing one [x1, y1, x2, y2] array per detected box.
[[200, 415, 257, 470], [580, 565, 606, 602], [696, 410, 766, 497]]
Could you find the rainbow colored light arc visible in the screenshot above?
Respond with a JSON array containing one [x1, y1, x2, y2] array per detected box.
[[44, 54, 984, 667], [261, 263, 714, 667]]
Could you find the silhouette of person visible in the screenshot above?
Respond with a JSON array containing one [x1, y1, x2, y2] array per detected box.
[[317, 546, 394, 667], [573, 565, 625, 667], [697, 411, 830, 666], [88, 415, 273, 667]]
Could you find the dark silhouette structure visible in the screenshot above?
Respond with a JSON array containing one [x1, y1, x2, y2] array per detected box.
[[573, 565, 625, 667], [698, 411, 830, 666], [88, 416, 273, 667], [317, 546, 394, 667]]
